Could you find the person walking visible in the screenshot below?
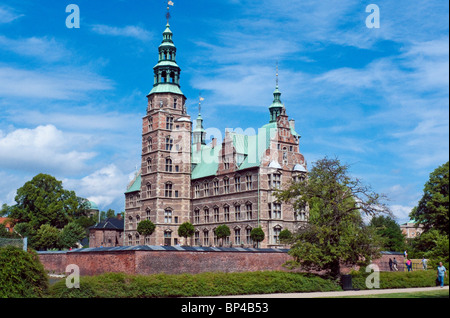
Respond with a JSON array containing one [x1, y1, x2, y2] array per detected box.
[[437, 262, 447, 288], [422, 257, 428, 270], [406, 259, 413, 272], [393, 258, 398, 271], [389, 258, 393, 271]]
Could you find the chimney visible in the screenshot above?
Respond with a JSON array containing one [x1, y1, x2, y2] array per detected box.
[[116, 214, 122, 221], [289, 119, 295, 130], [211, 138, 217, 149]]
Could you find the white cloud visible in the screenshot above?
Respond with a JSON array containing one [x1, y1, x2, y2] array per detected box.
[[91, 24, 152, 41], [0, 66, 113, 100], [0, 6, 23, 24], [0, 36, 70, 62], [0, 125, 96, 174], [63, 164, 130, 209], [390, 205, 414, 224]]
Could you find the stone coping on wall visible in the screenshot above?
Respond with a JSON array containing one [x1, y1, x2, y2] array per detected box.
[[37, 245, 290, 254]]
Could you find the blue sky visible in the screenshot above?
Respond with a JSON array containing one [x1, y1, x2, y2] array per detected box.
[[0, 0, 448, 224]]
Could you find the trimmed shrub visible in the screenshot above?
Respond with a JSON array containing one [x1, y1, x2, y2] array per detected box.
[[50, 271, 342, 298], [0, 246, 49, 298], [351, 269, 449, 290]]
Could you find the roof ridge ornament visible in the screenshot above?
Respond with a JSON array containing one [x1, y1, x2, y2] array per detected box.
[[166, 1, 174, 24], [198, 93, 204, 115], [276, 60, 279, 88]]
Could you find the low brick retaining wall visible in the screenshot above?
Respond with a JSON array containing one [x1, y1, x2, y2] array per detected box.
[[38, 246, 291, 276], [38, 246, 404, 276]]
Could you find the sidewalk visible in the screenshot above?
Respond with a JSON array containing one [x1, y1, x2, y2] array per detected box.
[[209, 286, 449, 298]]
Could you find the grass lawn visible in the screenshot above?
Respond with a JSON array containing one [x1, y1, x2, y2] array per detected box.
[[337, 289, 449, 298]]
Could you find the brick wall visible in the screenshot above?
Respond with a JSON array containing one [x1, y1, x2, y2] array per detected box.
[[38, 248, 402, 276], [38, 248, 291, 276], [134, 250, 290, 275]]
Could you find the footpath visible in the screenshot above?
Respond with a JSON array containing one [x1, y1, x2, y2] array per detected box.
[[209, 286, 449, 298]]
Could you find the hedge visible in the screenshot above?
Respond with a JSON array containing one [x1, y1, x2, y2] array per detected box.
[[49, 271, 342, 298], [351, 269, 449, 290], [0, 246, 49, 298], [49, 269, 448, 298]]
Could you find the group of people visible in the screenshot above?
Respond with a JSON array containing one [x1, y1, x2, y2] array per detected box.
[[387, 253, 447, 288]]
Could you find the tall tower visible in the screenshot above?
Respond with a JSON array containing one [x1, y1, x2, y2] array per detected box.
[[131, 9, 192, 246], [269, 64, 283, 123], [193, 97, 207, 147]]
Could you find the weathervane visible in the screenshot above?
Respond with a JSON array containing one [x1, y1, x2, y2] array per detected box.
[[166, 1, 174, 24], [276, 61, 279, 88], [198, 93, 204, 114]]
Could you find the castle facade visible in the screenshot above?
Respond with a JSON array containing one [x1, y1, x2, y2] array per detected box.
[[124, 18, 308, 249]]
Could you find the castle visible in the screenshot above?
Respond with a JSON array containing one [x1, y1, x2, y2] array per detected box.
[[124, 14, 308, 249]]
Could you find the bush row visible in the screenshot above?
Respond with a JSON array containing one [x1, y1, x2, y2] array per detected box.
[[0, 246, 49, 298], [49, 269, 448, 298], [351, 269, 449, 290], [49, 271, 342, 298]]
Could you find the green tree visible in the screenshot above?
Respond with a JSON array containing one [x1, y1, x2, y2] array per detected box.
[[9, 174, 89, 234], [34, 224, 60, 251], [0, 246, 49, 298], [137, 220, 156, 236], [250, 227, 265, 248], [58, 222, 86, 249], [215, 225, 231, 247], [410, 161, 449, 236], [276, 157, 389, 278], [424, 234, 449, 269], [279, 229, 293, 245], [369, 215, 406, 252], [106, 209, 116, 219], [178, 222, 195, 246], [0, 203, 11, 217]]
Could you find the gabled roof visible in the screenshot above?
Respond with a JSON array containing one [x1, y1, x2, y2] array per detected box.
[[191, 123, 279, 180], [125, 173, 141, 194], [191, 143, 222, 180], [89, 218, 124, 231]]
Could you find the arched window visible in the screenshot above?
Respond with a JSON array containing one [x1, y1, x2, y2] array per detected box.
[[234, 175, 241, 192], [234, 204, 241, 221], [223, 177, 230, 194], [223, 204, 230, 221], [165, 182, 173, 197], [204, 207, 210, 223], [246, 202, 252, 220], [146, 182, 151, 198], [194, 208, 200, 224], [273, 226, 282, 244], [147, 137, 152, 152], [165, 158, 173, 172], [213, 206, 219, 222], [165, 137, 173, 151], [147, 158, 152, 172], [166, 116, 174, 130], [164, 208, 173, 223], [128, 216, 133, 230], [135, 233, 140, 245]]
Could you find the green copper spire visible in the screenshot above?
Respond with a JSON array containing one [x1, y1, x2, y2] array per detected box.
[[193, 96, 206, 145], [148, 18, 184, 96], [269, 63, 283, 123]]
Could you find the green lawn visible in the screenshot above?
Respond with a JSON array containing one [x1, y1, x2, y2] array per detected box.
[[336, 289, 449, 298]]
